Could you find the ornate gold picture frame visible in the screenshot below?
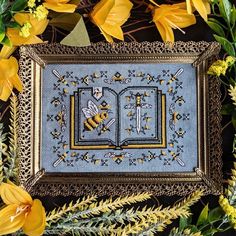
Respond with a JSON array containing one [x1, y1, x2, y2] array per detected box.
[[18, 41, 222, 196]]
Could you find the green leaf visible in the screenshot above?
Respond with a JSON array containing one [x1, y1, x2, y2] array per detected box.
[[221, 103, 235, 115], [0, 16, 5, 43], [208, 18, 227, 29], [0, 0, 8, 14], [208, 207, 224, 223], [231, 5, 236, 28], [204, 228, 221, 236], [179, 217, 188, 231], [5, 21, 20, 29], [197, 204, 209, 226], [214, 34, 235, 56], [1, 35, 11, 47], [50, 13, 82, 31], [219, 0, 232, 23], [11, 0, 28, 12], [60, 16, 91, 47], [207, 21, 225, 37]]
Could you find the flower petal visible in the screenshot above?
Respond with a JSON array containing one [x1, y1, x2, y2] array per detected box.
[[90, 0, 115, 26], [0, 57, 18, 84], [105, 0, 133, 25], [0, 81, 13, 101], [23, 199, 46, 236], [0, 45, 17, 59], [192, 0, 208, 21], [0, 182, 32, 205], [11, 75, 23, 93], [0, 204, 26, 236], [43, 2, 77, 12], [101, 23, 124, 40], [99, 27, 114, 42]]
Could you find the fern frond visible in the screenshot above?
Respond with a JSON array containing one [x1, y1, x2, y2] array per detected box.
[[46, 195, 97, 225], [6, 95, 19, 182], [64, 193, 151, 221]]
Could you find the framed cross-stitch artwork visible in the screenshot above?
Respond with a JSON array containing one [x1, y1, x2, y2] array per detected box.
[[18, 41, 222, 196]]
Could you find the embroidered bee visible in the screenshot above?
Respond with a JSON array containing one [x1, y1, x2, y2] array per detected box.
[[167, 68, 184, 85], [169, 150, 185, 167], [82, 100, 108, 131]]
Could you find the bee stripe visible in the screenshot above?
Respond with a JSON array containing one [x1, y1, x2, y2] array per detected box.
[[88, 118, 98, 128], [84, 121, 94, 131]]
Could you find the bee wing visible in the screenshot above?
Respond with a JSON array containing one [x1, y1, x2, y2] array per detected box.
[[82, 108, 94, 118], [88, 100, 99, 114]]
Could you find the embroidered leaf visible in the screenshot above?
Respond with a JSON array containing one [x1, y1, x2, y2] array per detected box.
[[60, 15, 90, 47]]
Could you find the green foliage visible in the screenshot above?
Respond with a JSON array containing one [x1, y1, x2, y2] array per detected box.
[[209, 0, 236, 58]]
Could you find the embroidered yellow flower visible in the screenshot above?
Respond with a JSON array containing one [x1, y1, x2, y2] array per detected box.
[[43, 0, 77, 13], [90, 0, 133, 42], [229, 85, 236, 106], [0, 57, 23, 101], [34, 5, 49, 20], [186, 0, 210, 21], [151, 2, 196, 43], [0, 181, 46, 235]]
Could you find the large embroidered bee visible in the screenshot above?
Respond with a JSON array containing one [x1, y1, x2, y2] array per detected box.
[[82, 100, 108, 131]]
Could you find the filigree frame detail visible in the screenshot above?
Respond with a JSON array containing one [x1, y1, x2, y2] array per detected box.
[[18, 41, 222, 196]]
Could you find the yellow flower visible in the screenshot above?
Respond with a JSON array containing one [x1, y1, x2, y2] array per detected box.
[[186, 0, 210, 21], [19, 22, 32, 38], [7, 13, 48, 46], [0, 181, 46, 235], [226, 56, 236, 66], [28, 0, 36, 8], [0, 13, 49, 59], [43, 0, 77, 13], [151, 2, 196, 43], [90, 0, 133, 42], [219, 195, 236, 228], [34, 5, 49, 20], [0, 57, 23, 101], [207, 59, 228, 77], [229, 85, 236, 106]]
